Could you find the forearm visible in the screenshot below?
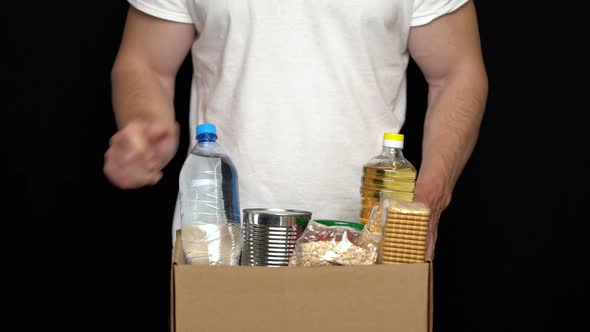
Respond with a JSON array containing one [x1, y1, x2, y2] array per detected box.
[[111, 59, 177, 129], [407, 1, 486, 256], [417, 68, 488, 202]]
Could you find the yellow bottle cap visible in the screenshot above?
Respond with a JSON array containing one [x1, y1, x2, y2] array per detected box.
[[384, 133, 404, 142]]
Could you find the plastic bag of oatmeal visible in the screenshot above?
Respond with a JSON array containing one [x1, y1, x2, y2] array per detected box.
[[289, 220, 379, 267]]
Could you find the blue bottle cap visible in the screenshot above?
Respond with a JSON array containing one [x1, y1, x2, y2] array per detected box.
[[196, 123, 218, 142], [197, 123, 217, 136]]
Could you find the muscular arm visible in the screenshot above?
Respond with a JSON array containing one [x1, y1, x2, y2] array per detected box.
[[111, 6, 195, 128], [104, 7, 195, 189], [409, 1, 488, 258]]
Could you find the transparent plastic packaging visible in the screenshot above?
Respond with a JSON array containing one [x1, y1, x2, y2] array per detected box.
[[289, 220, 380, 267], [366, 197, 431, 264], [179, 123, 242, 265], [181, 223, 242, 265], [360, 133, 417, 224]]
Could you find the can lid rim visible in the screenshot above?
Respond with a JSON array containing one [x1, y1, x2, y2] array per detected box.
[[243, 208, 312, 216]]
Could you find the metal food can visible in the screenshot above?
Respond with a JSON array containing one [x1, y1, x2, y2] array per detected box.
[[241, 208, 312, 267]]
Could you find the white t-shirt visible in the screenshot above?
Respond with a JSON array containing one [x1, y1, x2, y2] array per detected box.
[[127, 0, 468, 240]]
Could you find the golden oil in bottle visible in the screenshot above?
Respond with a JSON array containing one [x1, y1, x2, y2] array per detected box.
[[360, 133, 417, 224]]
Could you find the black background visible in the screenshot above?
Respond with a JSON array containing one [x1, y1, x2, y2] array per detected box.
[[3, 1, 587, 331]]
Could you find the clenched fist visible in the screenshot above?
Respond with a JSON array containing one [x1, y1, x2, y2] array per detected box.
[[104, 121, 179, 189]]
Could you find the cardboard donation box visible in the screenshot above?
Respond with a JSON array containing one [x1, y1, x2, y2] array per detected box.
[[171, 230, 433, 332]]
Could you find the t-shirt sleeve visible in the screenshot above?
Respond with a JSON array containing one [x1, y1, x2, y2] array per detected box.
[[127, 0, 193, 24], [411, 0, 469, 27]]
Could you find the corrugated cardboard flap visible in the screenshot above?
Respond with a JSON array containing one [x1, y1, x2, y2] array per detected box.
[[170, 230, 185, 332], [427, 258, 434, 332]]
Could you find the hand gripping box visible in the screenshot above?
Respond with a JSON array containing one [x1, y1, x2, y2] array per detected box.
[[171, 230, 433, 332]]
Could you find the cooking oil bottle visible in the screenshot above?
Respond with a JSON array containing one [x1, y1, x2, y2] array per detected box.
[[360, 133, 417, 224]]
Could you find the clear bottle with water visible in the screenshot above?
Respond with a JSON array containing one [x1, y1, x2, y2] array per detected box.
[[178, 123, 241, 265]]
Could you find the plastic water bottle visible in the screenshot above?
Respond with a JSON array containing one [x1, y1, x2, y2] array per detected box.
[[178, 123, 241, 265]]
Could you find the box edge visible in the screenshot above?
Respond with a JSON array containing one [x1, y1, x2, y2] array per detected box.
[[170, 229, 183, 332], [428, 261, 433, 332]]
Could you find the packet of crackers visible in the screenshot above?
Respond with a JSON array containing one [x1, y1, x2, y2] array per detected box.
[[366, 198, 431, 264]]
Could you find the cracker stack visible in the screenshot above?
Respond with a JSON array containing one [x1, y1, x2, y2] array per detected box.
[[379, 201, 430, 264]]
